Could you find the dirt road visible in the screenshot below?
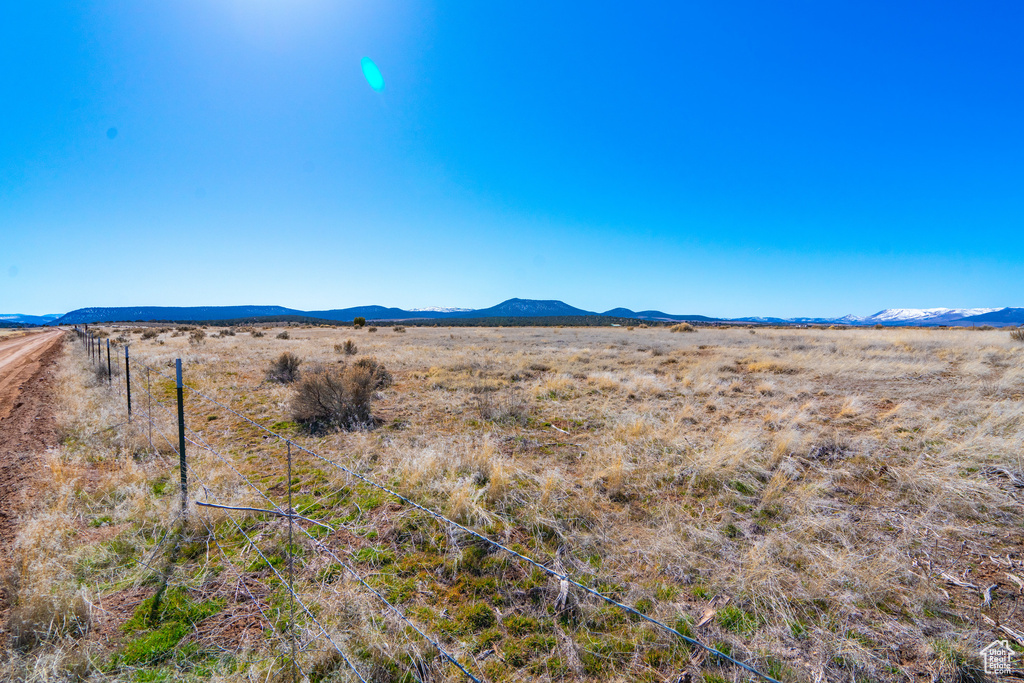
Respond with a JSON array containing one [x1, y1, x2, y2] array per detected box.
[[0, 330, 64, 421], [0, 329, 63, 629]]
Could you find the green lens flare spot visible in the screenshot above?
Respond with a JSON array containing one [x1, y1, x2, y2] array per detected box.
[[361, 57, 385, 92]]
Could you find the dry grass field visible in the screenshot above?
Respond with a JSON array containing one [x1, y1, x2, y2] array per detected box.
[[3, 325, 1023, 682]]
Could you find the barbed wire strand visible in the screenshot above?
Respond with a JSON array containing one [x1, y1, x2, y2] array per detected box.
[[185, 463, 369, 683], [134, 357, 782, 683], [191, 476, 309, 680], [139, 383, 487, 683]]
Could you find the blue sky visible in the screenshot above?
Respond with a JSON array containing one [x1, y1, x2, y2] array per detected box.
[[2, 1, 1022, 317]]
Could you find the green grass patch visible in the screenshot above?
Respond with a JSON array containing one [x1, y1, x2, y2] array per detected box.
[[716, 605, 758, 636], [117, 588, 223, 667]]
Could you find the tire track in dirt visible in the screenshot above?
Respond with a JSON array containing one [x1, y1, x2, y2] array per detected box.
[[0, 330, 64, 634]]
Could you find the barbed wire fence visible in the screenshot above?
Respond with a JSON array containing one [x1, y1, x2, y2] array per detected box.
[[69, 325, 782, 683]]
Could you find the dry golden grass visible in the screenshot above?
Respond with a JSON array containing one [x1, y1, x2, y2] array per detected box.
[[4, 324, 1023, 682]]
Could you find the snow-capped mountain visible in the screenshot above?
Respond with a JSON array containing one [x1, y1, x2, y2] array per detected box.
[[731, 307, 1020, 326], [407, 307, 473, 313], [862, 308, 1001, 324]]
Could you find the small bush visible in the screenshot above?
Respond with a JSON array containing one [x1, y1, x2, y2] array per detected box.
[[188, 329, 206, 346], [670, 323, 695, 333], [1010, 327, 1024, 342], [276, 331, 290, 340], [367, 326, 378, 333], [251, 330, 265, 338], [353, 357, 393, 388], [353, 317, 366, 328], [477, 388, 530, 426], [140, 329, 159, 340], [290, 358, 391, 431], [335, 340, 357, 355], [393, 326, 406, 333], [267, 352, 302, 383]]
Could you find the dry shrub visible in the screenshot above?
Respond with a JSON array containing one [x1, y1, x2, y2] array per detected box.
[[367, 326, 378, 333], [476, 388, 530, 426], [670, 323, 696, 333], [335, 339, 357, 355], [1011, 327, 1024, 342], [5, 581, 92, 650], [276, 330, 290, 339], [266, 352, 302, 383], [90, 361, 118, 385], [251, 329, 265, 337], [393, 326, 406, 333], [188, 329, 206, 346], [290, 358, 391, 431]]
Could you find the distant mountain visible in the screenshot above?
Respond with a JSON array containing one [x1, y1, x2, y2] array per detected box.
[[730, 307, 1018, 326], [54, 306, 303, 325], [733, 316, 842, 325], [603, 308, 719, 322], [0, 313, 62, 325], [408, 307, 473, 313], [860, 308, 1002, 325], [451, 298, 593, 318], [959, 308, 1024, 325]]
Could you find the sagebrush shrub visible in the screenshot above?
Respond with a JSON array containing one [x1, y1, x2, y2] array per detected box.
[[140, 329, 159, 340], [1010, 327, 1024, 342], [267, 352, 302, 383], [670, 323, 696, 333], [189, 329, 206, 346], [352, 357, 393, 388], [276, 331, 290, 340], [367, 326, 378, 333], [290, 357, 391, 431], [334, 339, 357, 355], [393, 326, 406, 333]]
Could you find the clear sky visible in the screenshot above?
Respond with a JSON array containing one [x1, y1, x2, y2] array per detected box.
[[2, 1, 1022, 317]]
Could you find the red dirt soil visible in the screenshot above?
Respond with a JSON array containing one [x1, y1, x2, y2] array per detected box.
[[0, 330, 64, 637]]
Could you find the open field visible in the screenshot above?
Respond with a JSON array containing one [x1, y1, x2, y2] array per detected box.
[[3, 325, 1023, 682]]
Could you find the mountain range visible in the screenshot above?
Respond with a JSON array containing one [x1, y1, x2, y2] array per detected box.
[[2, 300, 1021, 327], [0, 313, 63, 326]]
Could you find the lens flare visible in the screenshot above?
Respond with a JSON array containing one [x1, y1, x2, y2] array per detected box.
[[360, 57, 385, 92]]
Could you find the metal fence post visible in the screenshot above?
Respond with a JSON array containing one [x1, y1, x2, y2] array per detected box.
[[125, 345, 132, 421], [147, 366, 152, 453], [288, 441, 296, 683], [176, 359, 188, 518], [106, 339, 112, 385]]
